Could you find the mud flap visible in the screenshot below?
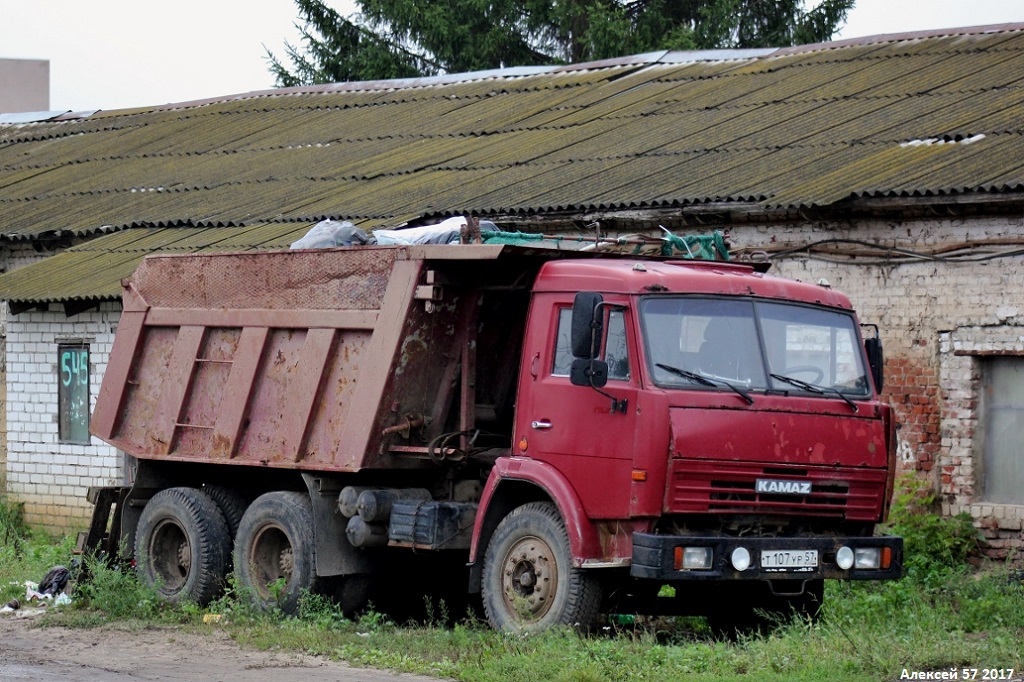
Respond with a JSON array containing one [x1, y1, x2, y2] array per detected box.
[[77, 486, 131, 561], [301, 473, 374, 576]]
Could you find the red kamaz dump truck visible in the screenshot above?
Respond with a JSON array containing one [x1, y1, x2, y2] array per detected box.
[[86, 243, 901, 632]]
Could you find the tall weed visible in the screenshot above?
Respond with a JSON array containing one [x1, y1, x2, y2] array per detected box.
[[0, 494, 29, 551], [0, 511, 75, 605], [883, 474, 980, 577], [71, 553, 171, 621], [203, 573, 281, 625]]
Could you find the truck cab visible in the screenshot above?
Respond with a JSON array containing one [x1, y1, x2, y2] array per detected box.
[[473, 257, 901, 631]]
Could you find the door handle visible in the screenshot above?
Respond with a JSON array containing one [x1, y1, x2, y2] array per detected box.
[[531, 420, 552, 430]]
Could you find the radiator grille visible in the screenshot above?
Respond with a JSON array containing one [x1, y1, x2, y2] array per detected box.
[[666, 460, 886, 521]]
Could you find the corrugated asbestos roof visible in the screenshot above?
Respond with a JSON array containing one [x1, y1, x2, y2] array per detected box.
[[2, 24, 1024, 306], [0, 224, 316, 302]]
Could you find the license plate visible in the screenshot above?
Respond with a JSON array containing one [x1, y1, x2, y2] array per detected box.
[[760, 549, 818, 572]]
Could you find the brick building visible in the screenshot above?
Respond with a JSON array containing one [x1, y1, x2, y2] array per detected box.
[[3, 304, 120, 528], [1, 25, 1023, 556]]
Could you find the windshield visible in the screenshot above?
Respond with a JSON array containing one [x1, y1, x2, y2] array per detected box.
[[640, 297, 870, 396]]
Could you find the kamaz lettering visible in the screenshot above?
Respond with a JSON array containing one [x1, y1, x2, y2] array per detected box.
[[756, 479, 812, 495]]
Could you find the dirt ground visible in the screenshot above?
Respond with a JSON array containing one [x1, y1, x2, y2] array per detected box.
[[0, 608, 440, 682]]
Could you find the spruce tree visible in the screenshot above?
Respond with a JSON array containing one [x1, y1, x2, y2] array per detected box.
[[268, 0, 855, 86]]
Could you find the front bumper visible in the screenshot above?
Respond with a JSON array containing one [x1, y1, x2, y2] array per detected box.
[[631, 532, 903, 581]]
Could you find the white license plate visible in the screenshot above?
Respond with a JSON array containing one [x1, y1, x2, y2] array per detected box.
[[760, 549, 818, 571]]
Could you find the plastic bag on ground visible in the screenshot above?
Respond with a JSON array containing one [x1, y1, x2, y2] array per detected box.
[[38, 566, 70, 596]]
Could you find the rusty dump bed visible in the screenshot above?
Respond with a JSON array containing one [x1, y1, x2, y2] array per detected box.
[[91, 244, 550, 472]]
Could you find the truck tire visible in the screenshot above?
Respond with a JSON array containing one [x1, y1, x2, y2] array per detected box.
[[201, 484, 248, 540], [233, 491, 317, 615], [481, 501, 601, 632], [323, 574, 373, 619], [135, 487, 230, 605]]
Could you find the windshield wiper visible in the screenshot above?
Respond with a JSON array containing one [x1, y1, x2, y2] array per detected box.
[[770, 373, 858, 412], [657, 363, 754, 405]]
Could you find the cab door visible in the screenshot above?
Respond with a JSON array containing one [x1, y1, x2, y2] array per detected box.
[[514, 294, 638, 519]]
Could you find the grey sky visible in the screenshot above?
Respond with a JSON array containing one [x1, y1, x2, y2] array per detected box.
[[1, 0, 1020, 112]]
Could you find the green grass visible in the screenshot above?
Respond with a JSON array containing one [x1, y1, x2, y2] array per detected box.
[[3, 486, 1023, 682], [27, 559, 1018, 682], [215, 570, 1023, 682]]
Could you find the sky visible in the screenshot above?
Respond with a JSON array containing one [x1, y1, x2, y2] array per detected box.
[[1, 0, 1022, 112]]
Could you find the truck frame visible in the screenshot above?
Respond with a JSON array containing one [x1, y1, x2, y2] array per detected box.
[[86, 243, 902, 632]]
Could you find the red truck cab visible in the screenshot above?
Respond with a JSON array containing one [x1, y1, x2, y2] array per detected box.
[[472, 257, 901, 631]]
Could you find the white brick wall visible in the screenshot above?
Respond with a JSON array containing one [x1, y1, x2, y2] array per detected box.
[[5, 301, 122, 530], [1, 242, 52, 493], [4, 241, 54, 274]]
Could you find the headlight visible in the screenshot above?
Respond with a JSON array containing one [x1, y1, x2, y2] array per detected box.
[[854, 547, 881, 569], [836, 545, 855, 570], [674, 546, 713, 570], [730, 547, 751, 572]]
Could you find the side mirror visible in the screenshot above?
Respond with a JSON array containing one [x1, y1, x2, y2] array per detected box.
[[571, 292, 604, 358], [863, 326, 884, 391], [570, 358, 608, 388]]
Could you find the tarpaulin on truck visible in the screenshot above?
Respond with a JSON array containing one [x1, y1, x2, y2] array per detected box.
[[482, 230, 729, 260], [290, 217, 728, 261]]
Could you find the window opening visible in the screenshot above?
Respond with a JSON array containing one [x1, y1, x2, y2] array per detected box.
[[552, 308, 573, 376], [58, 343, 90, 443], [640, 297, 868, 396], [552, 305, 630, 381], [980, 357, 1024, 504], [604, 309, 630, 381]]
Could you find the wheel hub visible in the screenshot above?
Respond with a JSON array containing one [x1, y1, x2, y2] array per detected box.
[[177, 541, 191, 572], [278, 547, 294, 576], [150, 519, 191, 590], [501, 535, 557, 621], [249, 525, 295, 599]]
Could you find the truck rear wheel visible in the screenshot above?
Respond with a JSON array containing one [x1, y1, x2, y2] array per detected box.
[[201, 484, 247, 540], [135, 487, 230, 605], [233, 491, 317, 615], [482, 501, 601, 632]]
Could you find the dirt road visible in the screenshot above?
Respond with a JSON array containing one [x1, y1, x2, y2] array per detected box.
[[0, 610, 440, 682]]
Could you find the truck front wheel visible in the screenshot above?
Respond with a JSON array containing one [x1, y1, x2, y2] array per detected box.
[[233, 491, 317, 615], [482, 501, 601, 632], [135, 487, 230, 605]]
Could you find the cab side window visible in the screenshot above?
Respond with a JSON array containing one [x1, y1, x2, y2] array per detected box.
[[551, 306, 630, 381], [552, 308, 574, 376], [604, 310, 630, 381]]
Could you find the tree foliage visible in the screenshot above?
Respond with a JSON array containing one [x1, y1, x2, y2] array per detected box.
[[268, 0, 855, 86]]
